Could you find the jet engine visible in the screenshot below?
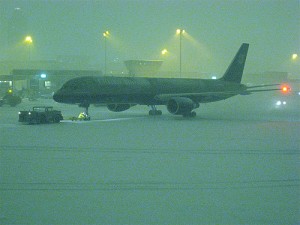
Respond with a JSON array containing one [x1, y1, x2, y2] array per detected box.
[[107, 104, 132, 112], [167, 97, 199, 115]]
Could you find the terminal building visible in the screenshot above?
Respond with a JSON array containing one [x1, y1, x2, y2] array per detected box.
[[0, 59, 102, 97], [0, 60, 164, 97], [124, 60, 163, 77]]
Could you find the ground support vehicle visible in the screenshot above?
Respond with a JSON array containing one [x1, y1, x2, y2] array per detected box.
[[19, 106, 63, 124], [0, 94, 22, 107]]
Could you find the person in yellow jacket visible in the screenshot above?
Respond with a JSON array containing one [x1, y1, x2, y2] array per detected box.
[[78, 112, 90, 121]]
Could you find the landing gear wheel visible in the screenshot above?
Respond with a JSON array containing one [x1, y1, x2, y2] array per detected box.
[[149, 109, 162, 116], [54, 115, 61, 123], [148, 105, 162, 116], [183, 111, 196, 118]]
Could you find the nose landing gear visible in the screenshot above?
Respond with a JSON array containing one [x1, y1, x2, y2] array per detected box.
[[78, 102, 91, 121]]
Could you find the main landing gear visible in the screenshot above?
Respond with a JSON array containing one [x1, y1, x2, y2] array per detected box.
[[182, 111, 197, 117], [148, 105, 162, 116]]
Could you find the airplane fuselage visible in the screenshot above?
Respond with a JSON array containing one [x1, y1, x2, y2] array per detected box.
[[53, 76, 246, 106]]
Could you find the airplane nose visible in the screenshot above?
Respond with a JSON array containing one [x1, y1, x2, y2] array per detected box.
[[53, 90, 62, 102]]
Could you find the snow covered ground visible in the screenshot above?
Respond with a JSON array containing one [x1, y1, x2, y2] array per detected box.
[[1, 92, 299, 225]]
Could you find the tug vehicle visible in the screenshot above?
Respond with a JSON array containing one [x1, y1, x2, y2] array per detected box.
[[19, 106, 63, 124]]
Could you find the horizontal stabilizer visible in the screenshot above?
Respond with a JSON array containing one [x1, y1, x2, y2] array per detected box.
[[246, 84, 280, 89], [242, 83, 292, 95]]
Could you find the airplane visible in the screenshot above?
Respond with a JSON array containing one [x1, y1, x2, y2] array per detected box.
[[53, 43, 289, 118]]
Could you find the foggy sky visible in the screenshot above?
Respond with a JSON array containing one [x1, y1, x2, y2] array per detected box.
[[0, 0, 299, 75]]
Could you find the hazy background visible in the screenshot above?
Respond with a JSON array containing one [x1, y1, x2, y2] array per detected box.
[[0, 1, 299, 224], [0, 0, 299, 75]]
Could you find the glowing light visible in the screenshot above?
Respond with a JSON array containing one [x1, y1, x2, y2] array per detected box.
[[276, 100, 287, 107], [280, 84, 291, 94], [281, 86, 289, 93], [103, 31, 109, 37], [292, 54, 298, 60], [161, 49, 168, 55], [40, 73, 47, 79], [176, 29, 185, 35], [24, 36, 33, 44], [212, 76, 217, 80]]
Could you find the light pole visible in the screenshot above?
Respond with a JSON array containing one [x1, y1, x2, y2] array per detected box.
[[24, 35, 33, 61], [103, 31, 109, 75], [24, 35, 33, 92], [176, 29, 185, 78]]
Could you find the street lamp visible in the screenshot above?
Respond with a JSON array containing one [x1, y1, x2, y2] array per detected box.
[[176, 29, 185, 78], [292, 53, 298, 60], [103, 31, 109, 75], [25, 35, 33, 43], [23, 35, 33, 93], [24, 35, 33, 61], [161, 49, 168, 55]]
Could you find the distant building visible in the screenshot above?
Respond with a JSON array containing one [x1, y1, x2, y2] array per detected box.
[[124, 60, 163, 77], [0, 58, 102, 96], [9, 69, 102, 93], [243, 71, 289, 84]]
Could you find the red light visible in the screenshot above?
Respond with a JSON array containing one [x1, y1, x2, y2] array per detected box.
[[281, 84, 291, 94]]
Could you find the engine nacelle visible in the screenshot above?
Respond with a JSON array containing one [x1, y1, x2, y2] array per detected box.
[[107, 104, 131, 112], [167, 97, 199, 115]]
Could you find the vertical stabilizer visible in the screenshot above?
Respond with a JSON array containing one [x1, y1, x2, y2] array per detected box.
[[220, 43, 249, 83]]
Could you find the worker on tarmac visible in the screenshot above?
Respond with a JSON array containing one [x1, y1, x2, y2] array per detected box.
[[78, 112, 90, 121]]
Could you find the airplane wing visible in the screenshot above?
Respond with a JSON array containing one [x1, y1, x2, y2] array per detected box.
[[154, 90, 243, 102]]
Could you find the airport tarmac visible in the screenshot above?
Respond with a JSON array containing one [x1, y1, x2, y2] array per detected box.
[[1, 92, 299, 225]]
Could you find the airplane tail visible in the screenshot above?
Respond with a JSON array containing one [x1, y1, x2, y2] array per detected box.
[[220, 43, 249, 83]]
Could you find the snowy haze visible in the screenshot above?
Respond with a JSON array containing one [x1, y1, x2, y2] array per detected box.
[[0, 0, 299, 75], [0, 0, 299, 224], [1, 91, 300, 224]]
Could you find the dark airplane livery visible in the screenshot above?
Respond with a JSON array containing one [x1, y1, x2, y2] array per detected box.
[[53, 43, 287, 118]]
